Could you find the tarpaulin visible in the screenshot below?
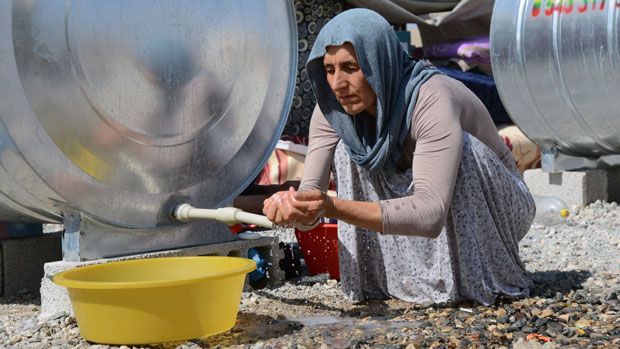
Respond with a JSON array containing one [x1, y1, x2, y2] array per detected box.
[[345, 0, 493, 26]]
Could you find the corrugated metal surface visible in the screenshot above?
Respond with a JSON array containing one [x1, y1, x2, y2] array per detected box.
[[491, 0, 620, 158]]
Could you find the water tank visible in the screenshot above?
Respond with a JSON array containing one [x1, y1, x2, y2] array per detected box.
[[0, 0, 297, 257], [491, 0, 620, 161]]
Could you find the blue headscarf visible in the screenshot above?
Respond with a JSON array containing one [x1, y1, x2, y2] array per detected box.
[[307, 9, 440, 173]]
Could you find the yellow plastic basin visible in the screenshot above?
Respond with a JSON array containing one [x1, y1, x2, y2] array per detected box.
[[53, 256, 256, 345]]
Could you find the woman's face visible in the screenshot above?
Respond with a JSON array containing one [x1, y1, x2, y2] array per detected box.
[[323, 43, 377, 117]]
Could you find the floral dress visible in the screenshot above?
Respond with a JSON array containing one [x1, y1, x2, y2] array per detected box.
[[333, 132, 535, 305]]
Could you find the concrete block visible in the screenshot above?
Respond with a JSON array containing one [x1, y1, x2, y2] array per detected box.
[[255, 241, 286, 287], [40, 235, 283, 321], [524, 169, 608, 208], [40, 260, 82, 320], [0, 233, 62, 297], [607, 167, 620, 204]]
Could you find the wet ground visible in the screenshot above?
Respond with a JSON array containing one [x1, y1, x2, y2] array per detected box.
[[1, 201, 619, 348]]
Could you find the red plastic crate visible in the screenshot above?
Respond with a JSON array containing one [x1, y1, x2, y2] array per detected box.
[[294, 223, 339, 280]]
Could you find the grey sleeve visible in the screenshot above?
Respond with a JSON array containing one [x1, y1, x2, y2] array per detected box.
[[298, 105, 340, 192], [379, 87, 464, 238]]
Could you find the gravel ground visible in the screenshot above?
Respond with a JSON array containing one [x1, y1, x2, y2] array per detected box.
[[1, 201, 619, 348]]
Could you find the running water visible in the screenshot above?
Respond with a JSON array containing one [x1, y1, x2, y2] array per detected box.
[[274, 224, 292, 235], [266, 224, 298, 243]]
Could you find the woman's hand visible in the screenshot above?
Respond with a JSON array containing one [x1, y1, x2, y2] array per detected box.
[[262, 187, 334, 226], [263, 187, 385, 232], [292, 189, 335, 220], [262, 187, 312, 226]]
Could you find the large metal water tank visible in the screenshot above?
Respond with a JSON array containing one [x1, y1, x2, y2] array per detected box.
[[0, 0, 297, 258], [491, 0, 620, 169]]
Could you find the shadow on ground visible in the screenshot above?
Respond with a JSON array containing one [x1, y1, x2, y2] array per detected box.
[[528, 269, 592, 297], [255, 288, 411, 319], [198, 312, 303, 347]]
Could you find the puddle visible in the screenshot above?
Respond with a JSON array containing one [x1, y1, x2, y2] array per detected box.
[[290, 315, 341, 326], [285, 315, 422, 347], [289, 314, 420, 331], [203, 313, 422, 347]]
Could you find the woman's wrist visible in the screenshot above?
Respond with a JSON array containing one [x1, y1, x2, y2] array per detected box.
[[294, 217, 321, 232], [323, 192, 338, 219], [300, 216, 320, 227]]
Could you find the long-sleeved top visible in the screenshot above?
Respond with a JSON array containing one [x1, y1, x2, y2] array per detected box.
[[298, 74, 517, 237]]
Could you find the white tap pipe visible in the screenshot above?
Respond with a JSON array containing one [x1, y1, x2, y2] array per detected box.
[[174, 203, 274, 229]]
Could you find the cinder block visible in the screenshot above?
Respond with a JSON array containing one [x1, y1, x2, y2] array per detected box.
[[524, 169, 608, 208], [40, 236, 283, 321], [607, 167, 620, 204], [0, 233, 62, 297]]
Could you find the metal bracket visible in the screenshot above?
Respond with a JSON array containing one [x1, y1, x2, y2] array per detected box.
[[61, 210, 82, 262], [541, 141, 558, 173], [541, 141, 620, 173]]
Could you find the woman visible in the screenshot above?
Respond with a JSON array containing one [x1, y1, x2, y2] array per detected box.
[[263, 9, 535, 305]]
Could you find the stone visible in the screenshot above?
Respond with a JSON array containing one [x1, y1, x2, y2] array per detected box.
[[524, 169, 608, 207], [540, 309, 554, 318]]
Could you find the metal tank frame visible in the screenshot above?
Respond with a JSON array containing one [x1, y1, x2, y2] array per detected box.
[[0, 0, 298, 260], [491, 0, 620, 172]]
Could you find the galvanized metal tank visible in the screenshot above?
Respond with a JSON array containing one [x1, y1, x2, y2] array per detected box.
[[491, 0, 620, 163], [0, 0, 297, 258]]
